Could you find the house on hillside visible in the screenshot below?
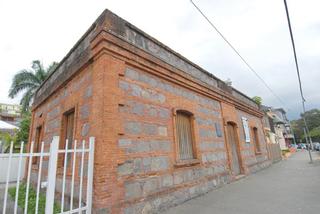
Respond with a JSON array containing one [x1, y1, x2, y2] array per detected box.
[[0, 120, 19, 153], [0, 103, 22, 126], [28, 9, 271, 213], [273, 108, 295, 146]]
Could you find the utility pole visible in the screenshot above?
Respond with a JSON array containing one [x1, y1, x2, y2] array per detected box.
[[303, 128, 313, 163], [283, 0, 313, 162], [302, 101, 313, 150]]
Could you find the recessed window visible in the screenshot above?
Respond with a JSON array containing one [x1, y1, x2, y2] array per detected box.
[[175, 111, 195, 160], [33, 125, 42, 164], [61, 109, 75, 165], [252, 127, 261, 154]]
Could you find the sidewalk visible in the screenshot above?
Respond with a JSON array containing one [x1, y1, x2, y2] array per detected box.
[[165, 151, 320, 214], [0, 183, 22, 213]]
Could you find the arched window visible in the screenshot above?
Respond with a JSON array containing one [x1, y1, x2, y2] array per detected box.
[[175, 110, 195, 160]]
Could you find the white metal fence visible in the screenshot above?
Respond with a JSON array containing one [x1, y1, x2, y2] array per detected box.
[[0, 136, 95, 214]]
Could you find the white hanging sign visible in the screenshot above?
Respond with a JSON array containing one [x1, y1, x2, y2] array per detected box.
[[242, 117, 250, 143]]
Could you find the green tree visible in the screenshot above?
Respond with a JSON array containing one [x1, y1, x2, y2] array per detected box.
[[252, 96, 262, 106], [301, 109, 320, 130], [8, 60, 58, 112], [291, 108, 320, 142], [0, 113, 31, 152], [291, 120, 304, 141], [15, 112, 31, 144], [0, 131, 16, 152], [302, 127, 320, 142]]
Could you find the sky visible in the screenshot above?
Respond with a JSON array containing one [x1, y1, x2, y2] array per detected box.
[[0, 0, 319, 120]]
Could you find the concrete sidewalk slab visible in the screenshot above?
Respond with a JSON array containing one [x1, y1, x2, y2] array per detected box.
[[164, 151, 320, 214]]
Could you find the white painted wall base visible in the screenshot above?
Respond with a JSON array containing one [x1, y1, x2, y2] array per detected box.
[[0, 157, 26, 183]]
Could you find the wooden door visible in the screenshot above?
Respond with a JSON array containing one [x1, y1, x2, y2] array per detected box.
[[65, 111, 75, 146], [227, 123, 241, 175]]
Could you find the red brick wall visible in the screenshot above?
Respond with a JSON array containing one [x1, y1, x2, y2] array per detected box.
[[30, 52, 271, 214], [30, 66, 93, 145], [29, 13, 271, 212], [116, 65, 229, 212], [29, 63, 94, 206]]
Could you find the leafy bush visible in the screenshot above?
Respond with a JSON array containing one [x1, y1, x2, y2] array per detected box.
[[281, 149, 290, 156], [15, 112, 31, 144], [252, 96, 262, 106], [0, 131, 17, 152]]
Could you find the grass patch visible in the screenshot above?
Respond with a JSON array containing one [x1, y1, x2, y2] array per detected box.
[[8, 183, 61, 214]]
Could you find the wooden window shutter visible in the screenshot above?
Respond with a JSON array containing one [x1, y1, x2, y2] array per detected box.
[[176, 111, 194, 160], [33, 126, 42, 164], [63, 109, 75, 166], [65, 111, 75, 145]]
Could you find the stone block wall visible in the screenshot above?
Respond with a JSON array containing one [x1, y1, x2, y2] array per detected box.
[[28, 9, 272, 214], [30, 67, 93, 145], [29, 51, 271, 214], [236, 109, 270, 173], [114, 66, 251, 213]]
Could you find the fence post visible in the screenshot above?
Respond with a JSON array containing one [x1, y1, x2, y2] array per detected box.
[[45, 136, 59, 214], [2, 142, 13, 214], [86, 137, 95, 213]]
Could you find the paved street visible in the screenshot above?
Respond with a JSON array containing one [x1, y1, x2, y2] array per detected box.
[[165, 151, 320, 214]]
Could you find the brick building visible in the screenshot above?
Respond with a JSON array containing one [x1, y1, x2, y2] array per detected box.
[[29, 9, 271, 213]]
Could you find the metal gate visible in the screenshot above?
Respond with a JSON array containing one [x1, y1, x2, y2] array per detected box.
[[0, 136, 95, 214]]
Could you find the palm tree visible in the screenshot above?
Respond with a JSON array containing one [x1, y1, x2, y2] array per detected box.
[[8, 60, 58, 112]]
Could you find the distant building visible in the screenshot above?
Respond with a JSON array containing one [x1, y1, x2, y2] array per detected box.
[[261, 106, 295, 149], [262, 110, 277, 144], [273, 108, 295, 147], [0, 103, 22, 126], [0, 120, 19, 136]]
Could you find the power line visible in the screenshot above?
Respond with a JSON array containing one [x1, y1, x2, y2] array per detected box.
[[189, 0, 286, 106], [283, 0, 313, 162], [283, 0, 306, 102]]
